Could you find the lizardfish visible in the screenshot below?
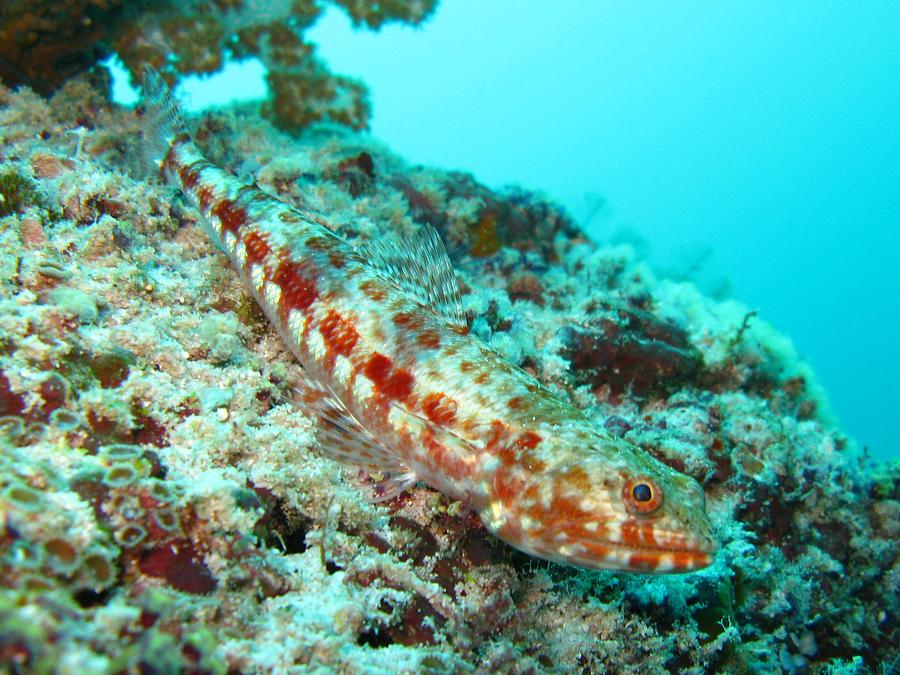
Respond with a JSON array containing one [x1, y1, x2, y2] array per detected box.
[[142, 67, 716, 572]]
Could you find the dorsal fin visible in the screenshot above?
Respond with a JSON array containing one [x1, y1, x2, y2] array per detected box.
[[291, 369, 417, 501], [141, 66, 189, 178], [360, 224, 466, 329]]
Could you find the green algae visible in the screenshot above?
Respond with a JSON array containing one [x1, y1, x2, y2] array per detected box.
[[0, 169, 39, 217]]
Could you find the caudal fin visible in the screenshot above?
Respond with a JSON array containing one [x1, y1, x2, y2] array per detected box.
[[141, 66, 188, 177]]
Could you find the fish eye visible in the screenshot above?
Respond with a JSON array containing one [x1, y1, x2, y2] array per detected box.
[[623, 476, 663, 514], [633, 483, 652, 502]]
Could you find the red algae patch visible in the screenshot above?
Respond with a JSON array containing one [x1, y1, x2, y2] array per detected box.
[[138, 541, 216, 595]]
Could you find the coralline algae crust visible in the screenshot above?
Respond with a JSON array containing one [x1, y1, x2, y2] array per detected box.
[[0, 68, 897, 673]]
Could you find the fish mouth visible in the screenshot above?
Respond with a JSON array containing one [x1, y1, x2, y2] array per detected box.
[[572, 531, 719, 573]]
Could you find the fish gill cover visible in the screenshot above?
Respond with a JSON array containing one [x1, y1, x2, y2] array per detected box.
[[0, 1, 897, 674]]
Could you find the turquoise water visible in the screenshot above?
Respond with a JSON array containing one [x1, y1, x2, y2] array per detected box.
[[113, 1, 900, 460]]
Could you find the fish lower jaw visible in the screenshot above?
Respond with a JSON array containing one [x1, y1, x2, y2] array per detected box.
[[533, 538, 717, 574]]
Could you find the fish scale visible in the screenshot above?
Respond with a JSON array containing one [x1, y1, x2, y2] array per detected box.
[[142, 67, 717, 573]]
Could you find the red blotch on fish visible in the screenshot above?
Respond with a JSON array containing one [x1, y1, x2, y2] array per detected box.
[[319, 310, 359, 357], [421, 392, 457, 426], [178, 162, 202, 190], [515, 431, 542, 450], [492, 465, 525, 505], [212, 199, 248, 236], [417, 329, 441, 349], [363, 353, 414, 402], [360, 279, 387, 302], [196, 184, 215, 212], [274, 259, 319, 316], [392, 312, 424, 330], [328, 250, 347, 268], [422, 430, 470, 481], [243, 230, 273, 267]]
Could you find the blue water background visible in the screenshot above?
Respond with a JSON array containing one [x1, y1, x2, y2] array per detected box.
[[111, 1, 900, 461]]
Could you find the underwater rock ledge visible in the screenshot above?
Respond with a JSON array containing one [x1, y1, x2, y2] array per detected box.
[[0, 0, 437, 132], [0, 74, 897, 674]]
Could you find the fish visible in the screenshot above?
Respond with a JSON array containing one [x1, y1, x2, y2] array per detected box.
[[141, 67, 717, 573]]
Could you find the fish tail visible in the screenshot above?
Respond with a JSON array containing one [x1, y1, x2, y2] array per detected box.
[[140, 66, 190, 178]]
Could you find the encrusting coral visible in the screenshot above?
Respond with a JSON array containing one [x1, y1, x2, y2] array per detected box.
[[0, 0, 437, 132], [0, 21, 898, 675]]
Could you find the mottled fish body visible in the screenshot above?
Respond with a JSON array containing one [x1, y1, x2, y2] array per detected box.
[[142, 68, 717, 573]]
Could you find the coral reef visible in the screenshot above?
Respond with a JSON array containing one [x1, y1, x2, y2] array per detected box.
[[0, 69, 897, 673], [0, 0, 437, 131]]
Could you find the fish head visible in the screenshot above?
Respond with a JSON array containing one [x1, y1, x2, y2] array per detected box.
[[485, 427, 718, 573]]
